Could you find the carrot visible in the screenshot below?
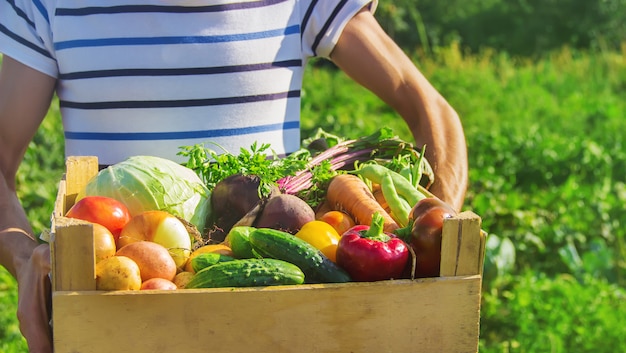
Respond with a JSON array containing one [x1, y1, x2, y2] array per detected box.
[[325, 174, 399, 233], [371, 183, 392, 215], [314, 199, 333, 219]]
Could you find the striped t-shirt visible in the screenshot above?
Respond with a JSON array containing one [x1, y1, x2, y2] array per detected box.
[[0, 0, 375, 165]]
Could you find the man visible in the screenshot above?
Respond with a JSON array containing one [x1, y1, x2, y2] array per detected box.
[[0, 1, 467, 351]]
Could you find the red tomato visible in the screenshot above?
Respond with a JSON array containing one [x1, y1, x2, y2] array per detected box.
[[319, 211, 356, 235], [65, 196, 131, 240]]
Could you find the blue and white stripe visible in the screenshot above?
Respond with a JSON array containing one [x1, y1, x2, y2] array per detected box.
[[0, 0, 375, 165]]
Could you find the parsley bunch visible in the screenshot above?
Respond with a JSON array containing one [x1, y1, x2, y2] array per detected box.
[[178, 142, 308, 198]]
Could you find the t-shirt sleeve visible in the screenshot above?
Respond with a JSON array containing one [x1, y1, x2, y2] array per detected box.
[[0, 0, 58, 77], [301, 0, 377, 59]]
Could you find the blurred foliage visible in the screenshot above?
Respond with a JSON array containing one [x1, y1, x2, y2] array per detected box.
[[480, 271, 626, 353], [375, 0, 626, 57], [0, 267, 27, 352]]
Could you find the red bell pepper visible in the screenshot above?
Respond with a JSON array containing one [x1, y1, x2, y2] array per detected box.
[[336, 212, 409, 282]]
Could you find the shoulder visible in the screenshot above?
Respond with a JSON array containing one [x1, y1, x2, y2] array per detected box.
[[0, 0, 60, 76], [300, 0, 376, 58]]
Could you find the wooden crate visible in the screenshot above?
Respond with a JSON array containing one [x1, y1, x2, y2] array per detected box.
[[50, 156, 486, 353]]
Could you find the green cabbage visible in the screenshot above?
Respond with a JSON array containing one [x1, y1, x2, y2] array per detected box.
[[83, 155, 211, 232]]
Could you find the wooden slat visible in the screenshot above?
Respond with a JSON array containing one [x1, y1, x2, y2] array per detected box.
[[50, 218, 97, 291], [53, 180, 67, 219], [440, 211, 486, 277], [53, 275, 482, 353], [50, 156, 99, 292], [63, 156, 98, 213]]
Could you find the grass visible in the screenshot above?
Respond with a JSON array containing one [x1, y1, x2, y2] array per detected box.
[[0, 267, 27, 352], [1, 42, 626, 351]]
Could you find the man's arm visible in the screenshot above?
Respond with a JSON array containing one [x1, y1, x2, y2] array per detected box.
[[330, 9, 468, 211], [0, 55, 55, 275], [0, 55, 57, 353]]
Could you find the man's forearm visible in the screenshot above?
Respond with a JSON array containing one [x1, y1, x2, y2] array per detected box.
[[388, 62, 468, 210], [331, 10, 468, 210], [0, 56, 57, 278], [406, 94, 468, 210]]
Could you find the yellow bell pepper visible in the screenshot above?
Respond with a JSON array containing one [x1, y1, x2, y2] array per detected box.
[[295, 220, 341, 262]]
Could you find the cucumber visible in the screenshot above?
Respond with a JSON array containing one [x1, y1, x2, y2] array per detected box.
[[190, 252, 236, 273], [226, 226, 256, 259], [185, 258, 305, 289], [249, 228, 351, 284]]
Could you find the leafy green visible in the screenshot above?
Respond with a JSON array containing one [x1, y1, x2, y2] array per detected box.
[[180, 128, 432, 208], [83, 155, 212, 232], [178, 142, 308, 198]]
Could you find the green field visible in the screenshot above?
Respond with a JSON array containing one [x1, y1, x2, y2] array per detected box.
[[2, 43, 626, 352]]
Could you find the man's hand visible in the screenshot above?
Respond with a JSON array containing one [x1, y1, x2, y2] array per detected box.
[[16, 243, 53, 353]]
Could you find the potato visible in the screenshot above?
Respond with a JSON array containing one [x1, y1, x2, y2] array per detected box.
[[173, 271, 194, 289], [96, 256, 142, 291], [92, 223, 117, 263], [140, 278, 177, 290], [116, 241, 177, 282]]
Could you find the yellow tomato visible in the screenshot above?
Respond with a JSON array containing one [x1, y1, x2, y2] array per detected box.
[[318, 210, 356, 235], [295, 220, 341, 262]]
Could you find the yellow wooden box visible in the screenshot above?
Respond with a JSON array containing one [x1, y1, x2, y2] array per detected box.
[[50, 156, 487, 353]]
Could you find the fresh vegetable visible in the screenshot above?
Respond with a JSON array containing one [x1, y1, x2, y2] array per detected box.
[[295, 220, 341, 262], [336, 213, 410, 282], [380, 172, 411, 226], [180, 128, 434, 210], [371, 184, 391, 215], [325, 174, 399, 233], [249, 228, 351, 283], [140, 278, 178, 290], [90, 223, 117, 264], [386, 144, 430, 189], [185, 258, 305, 288], [318, 210, 356, 235], [209, 173, 280, 241], [173, 271, 194, 289], [356, 164, 425, 207], [116, 241, 178, 282], [179, 141, 306, 195], [354, 163, 431, 227], [224, 226, 256, 259], [189, 252, 236, 273], [253, 194, 316, 234], [396, 197, 457, 278], [277, 128, 435, 207], [117, 210, 192, 269], [185, 243, 234, 272], [82, 155, 211, 233], [65, 195, 131, 240], [96, 256, 142, 291]]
